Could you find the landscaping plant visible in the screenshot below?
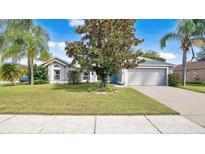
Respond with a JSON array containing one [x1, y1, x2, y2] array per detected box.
[[33, 64, 48, 84], [0, 63, 23, 85], [87, 83, 118, 93], [168, 74, 180, 87], [67, 70, 80, 83]]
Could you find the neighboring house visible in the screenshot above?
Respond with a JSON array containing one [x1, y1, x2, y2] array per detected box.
[[116, 58, 174, 86], [174, 61, 205, 83], [42, 57, 97, 83], [42, 56, 174, 86]]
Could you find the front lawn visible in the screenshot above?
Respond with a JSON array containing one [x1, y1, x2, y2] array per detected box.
[[0, 83, 178, 115], [179, 83, 205, 93]]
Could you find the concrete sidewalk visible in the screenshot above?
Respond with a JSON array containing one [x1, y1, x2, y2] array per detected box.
[[132, 86, 205, 127], [0, 115, 205, 134]]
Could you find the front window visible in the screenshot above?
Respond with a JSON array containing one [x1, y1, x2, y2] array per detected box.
[[54, 64, 60, 68], [82, 72, 89, 80], [54, 70, 60, 80]]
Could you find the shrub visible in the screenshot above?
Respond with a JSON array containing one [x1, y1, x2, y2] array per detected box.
[[88, 83, 118, 93], [67, 70, 80, 83], [33, 65, 48, 84], [168, 74, 180, 87], [34, 79, 49, 84], [0, 63, 23, 85]]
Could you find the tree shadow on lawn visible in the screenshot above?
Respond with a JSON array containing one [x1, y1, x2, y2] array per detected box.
[[0, 82, 30, 87], [52, 83, 95, 92]]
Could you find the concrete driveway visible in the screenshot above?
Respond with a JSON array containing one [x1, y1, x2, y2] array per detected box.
[[0, 115, 205, 134], [132, 86, 205, 127]]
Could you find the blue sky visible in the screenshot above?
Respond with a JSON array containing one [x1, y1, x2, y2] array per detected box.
[[33, 19, 194, 64]]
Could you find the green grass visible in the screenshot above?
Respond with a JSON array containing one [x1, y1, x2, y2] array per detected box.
[[0, 83, 178, 115], [179, 83, 205, 93]]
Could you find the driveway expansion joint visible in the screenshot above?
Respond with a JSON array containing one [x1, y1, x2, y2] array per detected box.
[[0, 115, 15, 124], [144, 116, 163, 134], [183, 115, 205, 129], [93, 116, 97, 134]]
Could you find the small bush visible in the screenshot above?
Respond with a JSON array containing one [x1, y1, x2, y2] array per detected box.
[[67, 70, 80, 83], [105, 84, 118, 93], [87, 83, 118, 93], [34, 79, 49, 84], [33, 65, 48, 81], [168, 74, 180, 87], [0, 63, 23, 85]]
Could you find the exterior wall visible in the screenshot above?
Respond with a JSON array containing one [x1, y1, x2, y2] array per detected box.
[[47, 64, 53, 81], [174, 68, 205, 83], [116, 70, 122, 84], [116, 69, 126, 85], [80, 72, 97, 83], [89, 72, 98, 82], [168, 66, 174, 74], [47, 62, 69, 83]]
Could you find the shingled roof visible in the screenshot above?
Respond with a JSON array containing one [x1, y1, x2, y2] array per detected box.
[[174, 61, 205, 71]]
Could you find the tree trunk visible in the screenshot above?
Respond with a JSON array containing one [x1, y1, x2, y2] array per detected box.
[[182, 49, 187, 86], [100, 76, 107, 88], [29, 59, 34, 85], [0, 53, 2, 66]]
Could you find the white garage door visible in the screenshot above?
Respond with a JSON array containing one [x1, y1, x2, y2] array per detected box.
[[127, 68, 166, 86]]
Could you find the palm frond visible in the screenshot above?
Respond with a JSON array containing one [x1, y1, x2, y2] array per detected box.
[[190, 37, 205, 48], [177, 20, 195, 36], [160, 32, 183, 49]]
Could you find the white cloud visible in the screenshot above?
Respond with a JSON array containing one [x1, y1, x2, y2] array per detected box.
[[69, 19, 84, 27], [47, 41, 72, 62], [159, 52, 177, 60], [48, 41, 65, 48]]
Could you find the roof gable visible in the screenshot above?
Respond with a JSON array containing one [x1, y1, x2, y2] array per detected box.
[[138, 57, 174, 67], [42, 57, 70, 67]]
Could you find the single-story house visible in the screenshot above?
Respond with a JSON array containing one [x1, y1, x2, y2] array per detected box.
[[42, 57, 97, 83], [42, 56, 174, 86], [174, 61, 205, 83]]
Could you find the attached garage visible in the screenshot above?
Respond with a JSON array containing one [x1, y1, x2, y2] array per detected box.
[[116, 58, 175, 86], [127, 68, 167, 86]]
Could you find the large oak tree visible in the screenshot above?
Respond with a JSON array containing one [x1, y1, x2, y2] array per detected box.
[[65, 19, 143, 88]]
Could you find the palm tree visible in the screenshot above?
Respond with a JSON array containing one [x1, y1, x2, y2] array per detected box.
[[1, 20, 50, 85], [23, 24, 50, 85], [0, 35, 3, 66], [0, 63, 22, 85], [160, 20, 205, 86], [0, 20, 5, 66]]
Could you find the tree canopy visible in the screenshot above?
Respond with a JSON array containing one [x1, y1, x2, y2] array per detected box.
[[139, 50, 166, 62], [65, 19, 143, 87]]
